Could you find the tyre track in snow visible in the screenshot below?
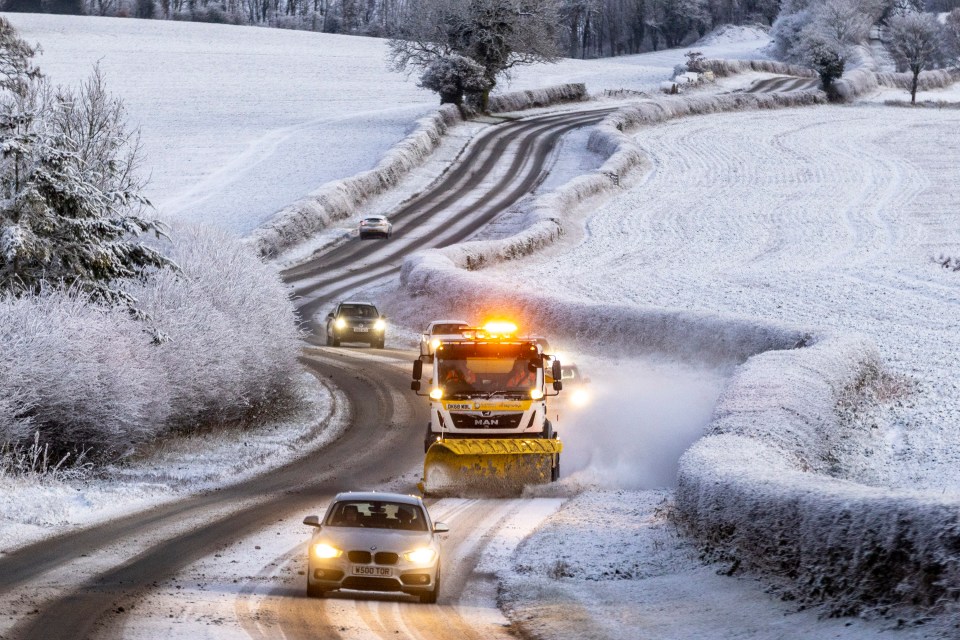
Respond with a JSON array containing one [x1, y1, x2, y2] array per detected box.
[[3, 106, 606, 639]]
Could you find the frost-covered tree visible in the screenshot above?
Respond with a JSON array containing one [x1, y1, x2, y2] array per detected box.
[[888, 12, 945, 103], [0, 54, 173, 309], [419, 53, 490, 105], [388, 0, 561, 110], [799, 32, 846, 95], [773, 0, 881, 62]]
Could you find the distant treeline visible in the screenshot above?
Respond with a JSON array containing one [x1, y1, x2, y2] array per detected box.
[[1, 0, 778, 57], [4, 0, 960, 58]]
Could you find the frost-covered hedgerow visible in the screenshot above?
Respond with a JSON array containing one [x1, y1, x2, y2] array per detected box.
[[0, 224, 302, 461], [875, 68, 960, 91], [701, 58, 819, 78], [832, 67, 960, 102], [676, 335, 960, 617], [247, 83, 589, 259]]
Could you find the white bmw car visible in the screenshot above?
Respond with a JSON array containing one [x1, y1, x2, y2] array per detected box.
[[303, 492, 448, 603]]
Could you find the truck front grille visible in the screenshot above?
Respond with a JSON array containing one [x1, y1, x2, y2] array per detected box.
[[450, 412, 524, 430]]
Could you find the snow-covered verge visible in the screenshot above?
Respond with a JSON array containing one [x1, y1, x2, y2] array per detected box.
[[0, 224, 302, 460], [499, 490, 941, 640]]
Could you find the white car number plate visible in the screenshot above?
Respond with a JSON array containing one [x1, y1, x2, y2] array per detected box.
[[353, 327, 369, 333], [352, 565, 393, 577]]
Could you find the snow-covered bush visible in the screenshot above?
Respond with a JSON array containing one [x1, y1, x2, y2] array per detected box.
[[418, 54, 489, 106], [0, 225, 302, 462]]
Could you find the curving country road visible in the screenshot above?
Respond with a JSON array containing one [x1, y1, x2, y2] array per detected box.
[[0, 106, 605, 640]]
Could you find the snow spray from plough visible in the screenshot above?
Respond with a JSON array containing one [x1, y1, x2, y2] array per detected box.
[[410, 322, 563, 496]]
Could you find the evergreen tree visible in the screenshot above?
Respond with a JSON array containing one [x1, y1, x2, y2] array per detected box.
[[1, 25, 173, 313]]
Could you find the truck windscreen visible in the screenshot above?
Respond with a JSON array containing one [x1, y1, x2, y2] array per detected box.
[[437, 343, 539, 395]]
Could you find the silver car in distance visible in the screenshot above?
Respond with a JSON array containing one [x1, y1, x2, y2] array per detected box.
[[303, 492, 448, 603], [359, 215, 393, 239]]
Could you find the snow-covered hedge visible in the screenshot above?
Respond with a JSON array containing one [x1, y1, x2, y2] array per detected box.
[[485, 82, 587, 113], [875, 68, 960, 91], [248, 83, 589, 259], [702, 58, 818, 78], [833, 68, 960, 102], [0, 225, 302, 460], [676, 335, 960, 616]]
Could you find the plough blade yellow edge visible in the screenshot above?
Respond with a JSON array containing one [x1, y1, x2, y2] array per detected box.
[[419, 438, 562, 497]]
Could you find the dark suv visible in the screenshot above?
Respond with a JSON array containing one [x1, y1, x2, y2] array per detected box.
[[325, 301, 386, 348]]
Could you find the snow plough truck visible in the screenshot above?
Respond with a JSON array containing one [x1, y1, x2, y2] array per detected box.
[[410, 321, 564, 496]]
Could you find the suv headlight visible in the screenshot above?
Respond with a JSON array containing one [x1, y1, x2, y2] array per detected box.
[[334, 318, 346, 329], [374, 319, 386, 331], [404, 548, 436, 564]]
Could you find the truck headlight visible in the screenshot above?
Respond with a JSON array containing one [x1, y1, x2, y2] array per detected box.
[[374, 319, 386, 331], [429, 388, 443, 400], [404, 548, 436, 564], [334, 318, 346, 330], [430, 338, 441, 350], [530, 389, 544, 400], [313, 543, 343, 559]]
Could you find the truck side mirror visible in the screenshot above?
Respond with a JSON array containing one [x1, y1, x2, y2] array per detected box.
[[551, 360, 562, 381], [411, 380, 421, 391], [412, 359, 423, 380], [553, 380, 563, 391]]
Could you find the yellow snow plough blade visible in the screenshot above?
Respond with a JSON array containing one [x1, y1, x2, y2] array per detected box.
[[418, 438, 562, 497]]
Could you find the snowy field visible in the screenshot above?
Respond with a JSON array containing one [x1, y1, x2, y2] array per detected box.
[[4, 15, 772, 235]]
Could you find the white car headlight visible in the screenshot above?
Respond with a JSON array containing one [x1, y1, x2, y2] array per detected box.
[[313, 543, 343, 559], [334, 318, 346, 329], [404, 548, 437, 564], [374, 319, 386, 331]]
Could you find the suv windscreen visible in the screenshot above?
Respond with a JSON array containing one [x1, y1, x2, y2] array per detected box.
[[339, 304, 378, 318]]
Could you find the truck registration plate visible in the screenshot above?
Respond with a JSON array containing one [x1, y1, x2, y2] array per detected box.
[[352, 565, 392, 577]]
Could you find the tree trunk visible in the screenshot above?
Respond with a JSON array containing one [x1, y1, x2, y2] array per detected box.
[[911, 66, 919, 104]]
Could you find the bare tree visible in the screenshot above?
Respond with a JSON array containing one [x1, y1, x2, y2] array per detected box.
[[388, 0, 561, 110], [814, 0, 881, 51], [888, 12, 944, 103]]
